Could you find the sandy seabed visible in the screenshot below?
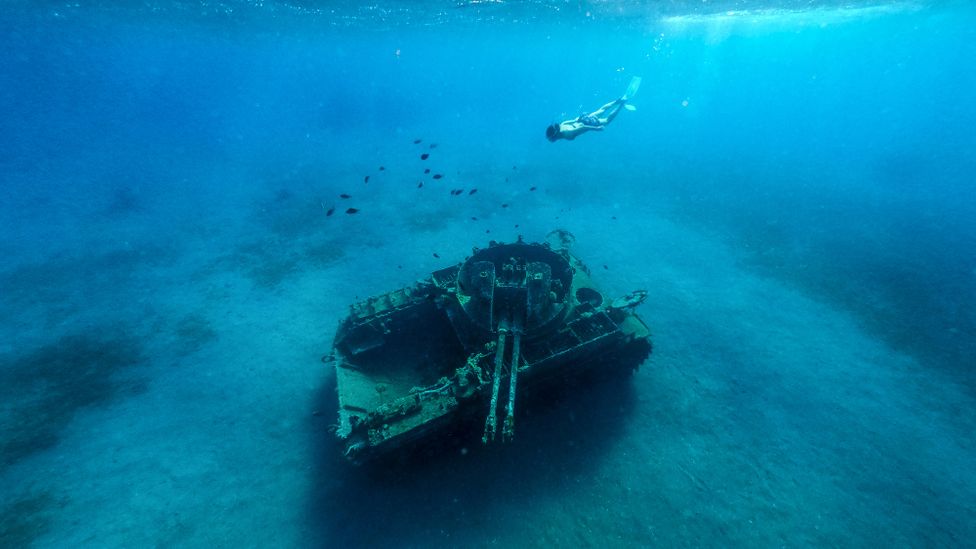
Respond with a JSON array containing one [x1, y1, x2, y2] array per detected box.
[[2, 138, 974, 548]]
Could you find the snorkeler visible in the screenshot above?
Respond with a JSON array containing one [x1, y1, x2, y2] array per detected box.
[[546, 76, 641, 142]]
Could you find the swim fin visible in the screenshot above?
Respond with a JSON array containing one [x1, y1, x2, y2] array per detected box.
[[623, 75, 642, 100], [624, 104, 637, 111]]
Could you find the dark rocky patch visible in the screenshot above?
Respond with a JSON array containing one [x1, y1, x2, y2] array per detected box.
[[174, 313, 219, 354], [663, 166, 976, 390], [303, 239, 347, 268], [217, 234, 348, 290], [0, 331, 147, 471], [253, 198, 327, 240], [204, 192, 360, 290], [249, 258, 299, 288], [0, 244, 176, 329], [403, 204, 455, 233], [274, 188, 294, 202], [0, 492, 54, 547], [102, 185, 145, 218]]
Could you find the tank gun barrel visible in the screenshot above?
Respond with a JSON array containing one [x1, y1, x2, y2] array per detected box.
[[502, 330, 522, 441], [483, 328, 508, 443]]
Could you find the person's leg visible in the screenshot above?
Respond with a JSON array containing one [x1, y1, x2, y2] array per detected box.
[[590, 99, 621, 118], [599, 101, 625, 125]]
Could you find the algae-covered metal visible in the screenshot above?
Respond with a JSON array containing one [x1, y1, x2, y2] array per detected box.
[[327, 233, 652, 462]]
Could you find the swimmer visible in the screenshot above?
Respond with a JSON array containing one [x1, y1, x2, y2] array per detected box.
[[546, 76, 641, 142]]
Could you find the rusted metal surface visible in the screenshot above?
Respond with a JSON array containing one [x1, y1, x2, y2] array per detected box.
[[328, 233, 652, 463]]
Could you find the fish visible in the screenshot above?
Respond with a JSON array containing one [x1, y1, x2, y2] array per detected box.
[[433, 253, 440, 258], [603, 265, 609, 270], [433, 174, 443, 179], [529, 186, 537, 191], [450, 189, 464, 196], [424, 168, 430, 174], [326, 206, 335, 216], [468, 189, 477, 195], [339, 193, 351, 199], [611, 216, 617, 220], [471, 216, 478, 221], [379, 166, 385, 171], [413, 139, 422, 144], [346, 208, 359, 214], [514, 224, 519, 228], [420, 153, 429, 160], [501, 203, 509, 208], [429, 143, 438, 149], [364, 175, 370, 184], [417, 182, 423, 188]]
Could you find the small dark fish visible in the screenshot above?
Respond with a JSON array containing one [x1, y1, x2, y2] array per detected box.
[[468, 189, 477, 195], [529, 186, 537, 191], [420, 153, 429, 160], [512, 165, 517, 170], [429, 143, 438, 149], [413, 139, 422, 144], [471, 216, 478, 221], [346, 208, 359, 214], [326, 206, 335, 216], [603, 265, 609, 270], [379, 166, 385, 171], [433, 253, 440, 258], [424, 168, 430, 174], [505, 177, 509, 183], [433, 174, 443, 179], [611, 216, 617, 220], [397, 265, 403, 269], [501, 203, 509, 208], [486, 229, 491, 233], [417, 182, 423, 188], [339, 193, 351, 199], [364, 175, 370, 183], [514, 224, 519, 228]]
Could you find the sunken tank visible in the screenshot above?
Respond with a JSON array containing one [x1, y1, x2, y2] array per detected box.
[[327, 232, 652, 463]]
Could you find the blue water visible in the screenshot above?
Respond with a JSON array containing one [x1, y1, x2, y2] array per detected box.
[[2, 1, 975, 546]]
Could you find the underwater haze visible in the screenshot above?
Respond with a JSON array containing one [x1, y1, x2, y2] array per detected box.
[[2, 0, 975, 546]]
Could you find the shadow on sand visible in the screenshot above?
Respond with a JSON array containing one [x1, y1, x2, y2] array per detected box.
[[304, 370, 638, 547]]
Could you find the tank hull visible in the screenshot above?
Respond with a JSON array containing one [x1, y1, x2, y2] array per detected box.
[[328, 238, 652, 463]]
